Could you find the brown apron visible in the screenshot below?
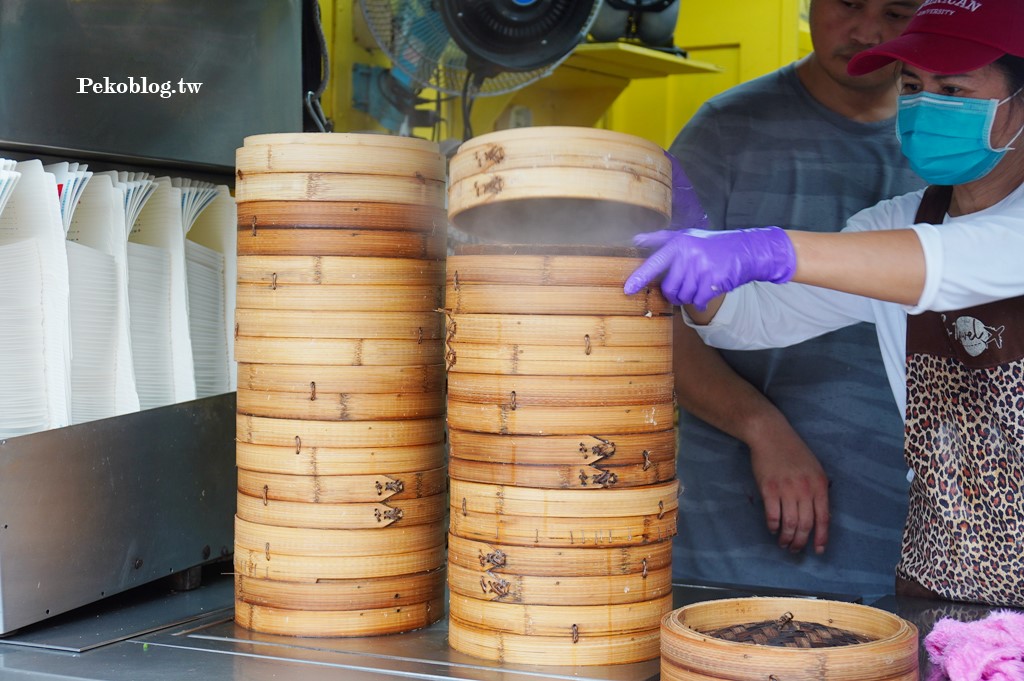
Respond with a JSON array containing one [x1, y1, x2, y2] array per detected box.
[[897, 185, 1024, 606]]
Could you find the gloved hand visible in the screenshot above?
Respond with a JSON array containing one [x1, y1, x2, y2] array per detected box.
[[623, 226, 797, 309], [664, 150, 710, 231]]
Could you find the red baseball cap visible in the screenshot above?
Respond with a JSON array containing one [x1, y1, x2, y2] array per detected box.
[[848, 0, 1024, 76]]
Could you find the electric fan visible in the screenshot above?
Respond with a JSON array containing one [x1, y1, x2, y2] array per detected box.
[[355, 0, 601, 134]]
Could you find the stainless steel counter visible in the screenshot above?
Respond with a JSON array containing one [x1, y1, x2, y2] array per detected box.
[[1, 566, 1014, 680]]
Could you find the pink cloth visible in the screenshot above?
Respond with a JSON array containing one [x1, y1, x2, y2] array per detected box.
[[925, 610, 1024, 681]]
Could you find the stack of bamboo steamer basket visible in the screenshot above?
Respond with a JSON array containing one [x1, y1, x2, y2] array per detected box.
[[445, 127, 679, 665], [232, 133, 447, 636], [661, 598, 919, 680]]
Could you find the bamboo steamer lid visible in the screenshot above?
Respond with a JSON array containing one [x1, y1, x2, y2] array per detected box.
[[444, 341, 672, 376], [449, 503, 676, 548], [234, 337, 443, 367], [448, 429, 677, 467], [237, 255, 444, 286], [448, 615, 661, 665], [237, 363, 445, 395], [444, 313, 671, 347], [237, 467, 447, 504], [235, 596, 444, 637], [235, 543, 445, 581], [236, 388, 444, 421], [446, 399, 676, 436], [661, 598, 919, 681], [448, 457, 676, 489], [237, 491, 447, 529], [236, 414, 446, 448], [450, 592, 672, 637], [235, 516, 446, 556], [235, 310, 444, 340], [447, 562, 672, 606], [237, 226, 446, 258], [236, 133, 445, 181], [235, 441, 446, 476], [447, 534, 673, 577], [237, 201, 446, 231], [237, 282, 443, 312], [448, 127, 670, 246], [451, 480, 678, 518], [235, 569, 445, 611]]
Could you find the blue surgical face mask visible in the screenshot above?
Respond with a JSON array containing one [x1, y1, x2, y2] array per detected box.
[[897, 89, 1024, 186]]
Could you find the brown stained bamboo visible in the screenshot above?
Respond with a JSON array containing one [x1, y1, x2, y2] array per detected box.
[[234, 516, 447, 557], [234, 544, 445, 582], [237, 467, 447, 504], [448, 458, 676, 489], [234, 596, 444, 637], [235, 309, 444, 340], [237, 201, 446, 231], [449, 592, 673, 636], [236, 441, 446, 476], [448, 429, 677, 467], [446, 254, 644, 287], [234, 337, 443, 367], [237, 363, 445, 395], [236, 388, 444, 421], [237, 227, 446, 258], [447, 616, 661, 665], [236, 143, 445, 180], [448, 168, 669, 223], [237, 491, 447, 529], [447, 562, 672, 606], [448, 505, 677, 548], [446, 373, 673, 407], [449, 130, 669, 185], [445, 283, 670, 316], [450, 480, 679, 519], [235, 172, 445, 206], [237, 255, 444, 286], [444, 313, 671, 347], [446, 400, 676, 436], [237, 283, 443, 312], [235, 569, 445, 611], [660, 598, 919, 681], [236, 414, 446, 448], [447, 534, 673, 577], [444, 342, 672, 376]]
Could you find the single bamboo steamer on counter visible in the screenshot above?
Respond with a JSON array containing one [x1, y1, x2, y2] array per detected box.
[[448, 127, 670, 245], [234, 132, 447, 638], [661, 598, 919, 681]]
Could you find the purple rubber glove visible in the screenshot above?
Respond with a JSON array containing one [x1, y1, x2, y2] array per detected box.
[[665, 150, 710, 231], [623, 226, 797, 309]]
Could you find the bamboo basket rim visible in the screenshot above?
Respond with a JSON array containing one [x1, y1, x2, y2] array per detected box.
[[449, 506, 677, 548], [236, 466, 447, 504], [237, 227, 446, 258], [234, 544, 445, 581], [237, 490, 447, 529], [236, 201, 447, 231], [235, 596, 444, 637], [450, 479, 679, 518], [236, 388, 445, 421], [236, 143, 446, 181], [447, 428, 677, 466], [236, 414, 446, 448], [448, 457, 676, 489], [242, 132, 441, 151], [236, 172, 445, 205], [235, 569, 445, 611], [235, 440, 447, 476], [452, 126, 666, 153], [237, 255, 445, 285], [234, 515, 446, 556]]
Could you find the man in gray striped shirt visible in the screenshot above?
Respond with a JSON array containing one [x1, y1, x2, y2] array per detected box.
[[670, 0, 924, 600]]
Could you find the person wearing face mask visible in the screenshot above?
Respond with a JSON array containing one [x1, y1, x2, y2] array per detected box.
[[626, 0, 1024, 606]]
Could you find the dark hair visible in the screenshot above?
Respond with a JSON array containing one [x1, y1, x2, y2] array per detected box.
[[993, 54, 1024, 94]]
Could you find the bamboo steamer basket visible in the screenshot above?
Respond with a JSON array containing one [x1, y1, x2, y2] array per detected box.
[[447, 373, 673, 406], [238, 201, 445, 231], [237, 363, 444, 395], [451, 480, 679, 518], [448, 429, 677, 467], [237, 282, 442, 312], [235, 516, 446, 557], [237, 467, 446, 504], [236, 569, 444, 610], [234, 337, 444, 367], [236, 441, 446, 476], [235, 543, 445, 582], [446, 399, 676, 436], [447, 562, 672, 606], [235, 172, 445, 206], [447, 249, 648, 286], [237, 491, 447, 529], [236, 414, 445, 449], [447, 534, 672, 577], [445, 281, 670, 316], [661, 598, 919, 681], [447, 127, 670, 245], [236, 388, 444, 421], [444, 313, 671, 347], [237, 225, 446, 258], [237, 255, 444, 286], [235, 596, 444, 637], [448, 616, 662, 665], [448, 458, 675, 489], [235, 309, 444, 340], [444, 341, 672, 376]]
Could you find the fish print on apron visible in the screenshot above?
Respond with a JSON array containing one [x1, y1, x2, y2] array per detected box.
[[899, 184, 1024, 606]]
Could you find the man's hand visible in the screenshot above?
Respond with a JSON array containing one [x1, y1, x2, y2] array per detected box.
[[747, 418, 831, 555]]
